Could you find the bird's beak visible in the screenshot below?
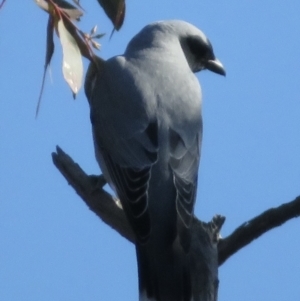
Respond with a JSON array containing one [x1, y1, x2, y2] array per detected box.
[[206, 58, 226, 76]]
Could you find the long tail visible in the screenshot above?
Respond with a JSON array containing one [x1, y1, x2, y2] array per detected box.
[[136, 238, 192, 301]]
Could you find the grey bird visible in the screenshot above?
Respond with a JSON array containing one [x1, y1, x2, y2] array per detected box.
[[85, 20, 225, 301]]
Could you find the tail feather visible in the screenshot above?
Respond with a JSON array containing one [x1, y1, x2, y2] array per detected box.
[[136, 239, 192, 301]]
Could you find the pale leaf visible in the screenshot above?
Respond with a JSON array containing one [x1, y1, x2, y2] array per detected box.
[[57, 19, 83, 96]]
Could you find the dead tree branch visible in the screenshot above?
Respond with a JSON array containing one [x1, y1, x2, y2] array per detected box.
[[218, 195, 300, 265], [52, 145, 300, 277], [52, 146, 225, 301], [52, 146, 134, 242]]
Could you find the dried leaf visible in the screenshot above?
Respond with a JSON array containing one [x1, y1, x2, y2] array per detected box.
[[93, 33, 105, 39], [61, 14, 94, 60], [72, 0, 85, 11], [36, 15, 55, 117], [35, 0, 83, 20], [90, 25, 97, 35], [91, 40, 101, 50], [53, 0, 80, 9], [34, 0, 48, 11], [96, 0, 125, 30], [57, 19, 83, 96], [45, 16, 55, 73]]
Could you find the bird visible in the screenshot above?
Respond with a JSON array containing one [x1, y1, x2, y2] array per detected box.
[[85, 20, 225, 301]]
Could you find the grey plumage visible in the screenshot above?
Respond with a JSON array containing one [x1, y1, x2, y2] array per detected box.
[[85, 20, 225, 301]]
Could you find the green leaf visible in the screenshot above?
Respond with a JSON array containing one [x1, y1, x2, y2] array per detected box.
[[57, 18, 83, 97]]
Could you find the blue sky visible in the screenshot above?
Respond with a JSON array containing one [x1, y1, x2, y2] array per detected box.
[[1, 1, 300, 300]]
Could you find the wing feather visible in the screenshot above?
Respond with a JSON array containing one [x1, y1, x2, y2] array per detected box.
[[169, 128, 201, 227], [102, 150, 154, 241]]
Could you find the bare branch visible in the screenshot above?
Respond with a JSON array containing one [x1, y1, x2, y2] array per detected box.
[[218, 196, 300, 266], [52, 145, 225, 301], [52, 146, 134, 242], [51, 146, 300, 272]]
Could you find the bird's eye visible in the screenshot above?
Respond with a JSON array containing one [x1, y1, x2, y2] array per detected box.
[[185, 36, 213, 60]]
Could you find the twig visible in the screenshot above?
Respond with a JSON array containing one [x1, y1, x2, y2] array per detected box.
[[218, 196, 300, 265]]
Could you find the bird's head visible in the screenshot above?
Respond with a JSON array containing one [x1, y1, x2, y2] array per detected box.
[[127, 20, 225, 76], [181, 33, 226, 76], [169, 20, 225, 75]]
